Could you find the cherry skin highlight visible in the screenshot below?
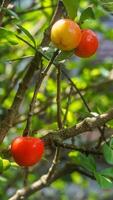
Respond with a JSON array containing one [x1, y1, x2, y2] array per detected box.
[[11, 136, 44, 167], [75, 29, 99, 58], [51, 19, 82, 51]]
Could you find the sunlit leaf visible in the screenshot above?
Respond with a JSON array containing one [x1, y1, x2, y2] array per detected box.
[[80, 7, 95, 23], [2, 159, 11, 171], [17, 25, 36, 48], [0, 28, 18, 45], [95, 172, 113, 189], [63, 0, 79, 19], [100, 168, 113, 178]]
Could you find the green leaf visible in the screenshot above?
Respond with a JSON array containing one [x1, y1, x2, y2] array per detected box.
[[80, 7, 95, 24], [100, 1, 113, 12], [110, 138, 113, 148], [100, 168, 113, 178], [40, 47, 56, 60], [0, 158, 3, 172], [0, 158, 11, 172], [63, 0, 79, 19], [2, 8, 19, 19], [10, 162, 19, 168], [0, 28, 18, 45], [0, 176, 7, 183], [69, 151, 96, 172], [17, 25, 36, 48], [94, 172, 113, 189], [2, 159, 11, 171], [102, 143, 113, 164], [56, 50, 74, 61], [88, 155, 96, 170]]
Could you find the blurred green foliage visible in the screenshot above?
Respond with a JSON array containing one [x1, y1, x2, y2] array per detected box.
[[0, 0, 113, 199]]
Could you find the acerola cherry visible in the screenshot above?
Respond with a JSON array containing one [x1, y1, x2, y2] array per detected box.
[[75, 29, 99, 58], [11, 136, 44, 167], [51, 19, 82, 51]]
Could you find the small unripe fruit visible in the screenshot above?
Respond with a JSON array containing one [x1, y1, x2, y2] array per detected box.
[[75, 29, 99, 58], [11, 136, 44, 167], [51, 19, 82, 51]]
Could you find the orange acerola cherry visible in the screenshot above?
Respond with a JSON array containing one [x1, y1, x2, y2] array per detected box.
[[51, 19, 82, 51]]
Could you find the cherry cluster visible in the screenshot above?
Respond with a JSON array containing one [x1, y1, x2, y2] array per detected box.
[[51, 19, 99, 58]]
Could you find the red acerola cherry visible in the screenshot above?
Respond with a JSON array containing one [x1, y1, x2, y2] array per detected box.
[[75, 29, 99, 58], [11, 136, 44, 167]]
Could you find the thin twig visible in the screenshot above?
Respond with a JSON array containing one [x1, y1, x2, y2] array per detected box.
[[44, 147, 60, 183], [63, 85, 73, 125], [1, 55, 34, 63], [56, 66, 62, 129], [23, 167, 29, 187], [14, 102, 52, 126], [45, 65, 63, 182], [17, 5, 56, 15], [23, 50, 59, 136], [61, 67, 91, 113], [56, 142, 102, 155]]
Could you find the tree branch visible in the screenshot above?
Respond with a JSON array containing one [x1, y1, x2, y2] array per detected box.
[[56, 142, 102, 155], [43, 107, 113, 144], [0, 0, 10, 26], [9, 162, 94, 200]]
